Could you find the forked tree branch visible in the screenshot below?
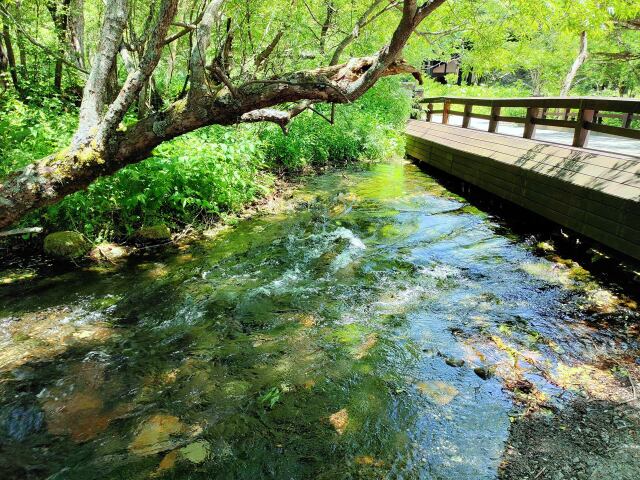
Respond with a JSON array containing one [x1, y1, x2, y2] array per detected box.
[[95, 0, 179, 145], [73, 0, 128, 146]]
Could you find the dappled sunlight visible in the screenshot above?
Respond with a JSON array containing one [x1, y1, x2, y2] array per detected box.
[[0, 305, 115, 372], [1, 160, 638, 479]]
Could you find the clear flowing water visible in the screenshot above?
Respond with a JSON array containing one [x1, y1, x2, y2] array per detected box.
[[1, 160, 639, 479]]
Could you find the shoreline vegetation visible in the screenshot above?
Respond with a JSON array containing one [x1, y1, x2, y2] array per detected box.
[[0, 78, 411, 263]]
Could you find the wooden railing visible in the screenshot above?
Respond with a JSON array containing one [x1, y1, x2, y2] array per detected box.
[[412, 96, 640, 148]]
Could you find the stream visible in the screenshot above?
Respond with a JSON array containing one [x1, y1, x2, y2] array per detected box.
[[1, 159, 639, 479]]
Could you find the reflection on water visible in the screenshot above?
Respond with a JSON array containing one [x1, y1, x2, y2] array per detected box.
[[0, 160, 638, 479]]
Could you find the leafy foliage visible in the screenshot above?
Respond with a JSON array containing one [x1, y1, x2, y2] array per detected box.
[[42, 126, 272, 239], [0, 95, 77, 177], [10, 78, 410, 240], [261, 77, 411, 169]]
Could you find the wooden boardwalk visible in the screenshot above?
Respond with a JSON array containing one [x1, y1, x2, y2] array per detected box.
[[406, 119, 640, 260]]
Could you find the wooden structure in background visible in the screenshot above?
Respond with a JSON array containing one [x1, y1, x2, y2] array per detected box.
[[405, 97, 640, 260], [414, 96, 640, 148]]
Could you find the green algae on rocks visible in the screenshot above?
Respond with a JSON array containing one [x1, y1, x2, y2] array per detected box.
[[133, 224, 171, 243], [43, 231, 90, 259]]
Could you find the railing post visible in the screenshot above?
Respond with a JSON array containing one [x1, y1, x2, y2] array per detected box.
[[523, 107, 540, 139], [462, 104, 472, 128], [622, 113, 632, 129], [426, 102, 433, 122], [442, 100, 450, 125], [573, 108, 595, 148], [488, 105, 501, 133]]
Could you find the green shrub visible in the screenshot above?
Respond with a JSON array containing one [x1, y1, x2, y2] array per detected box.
[[5, 77, 413, 241], [0, 94, 77, 176], [43, 126, 273, 239], [260, 77, 412, 170]]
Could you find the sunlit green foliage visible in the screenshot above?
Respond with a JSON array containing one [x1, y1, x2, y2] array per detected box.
[[0, 95, 76, 177], [42, 126, 272, 239], [9, 78, 410, 240], [262, 78, 411, 169]]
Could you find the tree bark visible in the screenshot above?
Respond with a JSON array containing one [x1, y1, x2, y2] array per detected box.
[[0, 0, 445, 230], [319, 1, 335, 53], [14, 1, 26, 70], [47, 0, 72, 92], [68, 0, 85, 69], [73, 0, 128, 147], [1, 20, 19, 93], [0, 34, 7, 92], [560, 30, 587, 97]]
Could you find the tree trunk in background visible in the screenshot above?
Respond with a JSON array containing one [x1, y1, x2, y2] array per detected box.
[[0, 35, 7, 91], [319, 1, 335, 53], [47, 0, 72, 91], [560, 31, 587, 97], [15, 1, 27, 70], [104, 61, 120, 105], [1, 21, 20, 93], [68, 0, 85, 68]]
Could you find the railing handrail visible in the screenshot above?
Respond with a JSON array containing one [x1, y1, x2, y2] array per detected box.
[[412, 95, 640, 148], [418, 96, 640, 114]]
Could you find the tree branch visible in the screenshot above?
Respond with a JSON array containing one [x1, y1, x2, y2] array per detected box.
[[330, 0, 388, 66], [189, 0, 226, 101], [255, 29, 285, 70], [73, 0, 128, 146], [240, 101, 311, 133], [95, 0, 179, 146]]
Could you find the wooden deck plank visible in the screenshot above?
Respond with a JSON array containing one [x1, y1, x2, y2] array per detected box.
[[409, 120, 640, 175], [407, 123, 640, 200], [411, 125, 640, 183]]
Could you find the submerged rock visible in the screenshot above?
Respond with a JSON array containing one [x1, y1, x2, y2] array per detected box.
[[355, 455, 385, 467], [416, 381, 459, 405], [43, 231, 90, 260], [474, 366, 496, 380], [329, 408, 349, 435], [129, 414, 185, 456], [179, 440, 210, 463], [4, 405, 44, 441], [445, 357, 465, 368], [133, 224, 171, 243]]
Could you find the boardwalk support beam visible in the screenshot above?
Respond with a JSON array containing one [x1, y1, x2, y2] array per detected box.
[[573, 108, 595, 148]]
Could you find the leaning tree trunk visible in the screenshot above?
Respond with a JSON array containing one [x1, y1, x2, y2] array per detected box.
[[0, 0, 445, 230], [560, 31, 587, 97]]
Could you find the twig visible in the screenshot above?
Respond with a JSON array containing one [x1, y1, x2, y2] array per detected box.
[[534, 466, 547, 479]]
